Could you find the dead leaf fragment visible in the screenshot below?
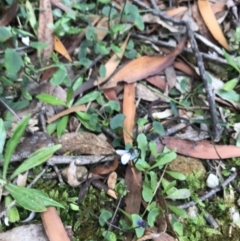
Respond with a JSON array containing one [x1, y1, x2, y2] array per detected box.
[[56, 132, 115, 155], [161, 136, 240, 159], [54, 35, 72, 61], [61, 161, 89, 187], [107, 171, 117, 189], [94, 34, 130, 86], [198, 0, 230, 50], [123, 83, 136, 144], [102, 37, 186, 89], [0, 1, 19, 26], [91, 159, 118, 175], [41, 207, 71, 241], [47, 105, 86, 123]]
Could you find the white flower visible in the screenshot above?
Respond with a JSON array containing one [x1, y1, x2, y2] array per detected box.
[[116, 149, 138, 165]]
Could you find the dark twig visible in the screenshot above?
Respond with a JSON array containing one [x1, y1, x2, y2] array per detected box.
[[131, 33, 228, 65], [177, 170, 237, 209], [104, 195, 123, 240], [132, 0, 223, 141]]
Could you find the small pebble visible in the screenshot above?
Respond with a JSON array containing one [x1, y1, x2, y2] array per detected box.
[[206, 173, 219, 189]]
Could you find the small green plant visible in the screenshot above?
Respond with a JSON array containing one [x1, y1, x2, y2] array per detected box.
[[0, 115, 64, 225]]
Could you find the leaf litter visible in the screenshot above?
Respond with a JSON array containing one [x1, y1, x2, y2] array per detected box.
[[1, 0, 240, 240]]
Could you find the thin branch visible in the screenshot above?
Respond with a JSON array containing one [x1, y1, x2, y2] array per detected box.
[[177, 170, 237, 209]]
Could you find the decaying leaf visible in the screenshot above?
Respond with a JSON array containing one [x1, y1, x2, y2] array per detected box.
[[0, 1, 19, 26], [61, 161, 89, 187], [41, 207, 71, 241], [56, 132, 115, 155], [123, 83, 136, 144], [102, 37, 186, 89], [91, 159, 118, 175], [161, 136, 240, 159], [47, 105, 86, 123], [94, 34, 130, 86], [54, 35, 72, 61], [146, 75, 166, 91], [136, 83, 160, 101], [38, 0, 54, 62], [198, 0, 230, 50], [107, 171, 117, 189]]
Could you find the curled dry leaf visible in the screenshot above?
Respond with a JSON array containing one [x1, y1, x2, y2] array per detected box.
[[161, 136, 240, 159], [102, 37, 186, 89], [47, 105, 86, 123], [107, 171, 117, 189], [56, 132, 115, 155], [61, 161, 89, 187], [91, 159, 118, 175], [197, 0, 230, 50], [38, 0, 54, 61]]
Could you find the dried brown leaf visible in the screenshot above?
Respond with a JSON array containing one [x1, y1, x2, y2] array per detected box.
[[56, 132, 115, 155], [102, 37, 186, 89], [41, 207, 71, 241], [38, 0, 54, 62], [94, 34, 130, 86], [173, 60, 200, 79], [161, 136, 240, 159], [94, 17, 109, 41], [0, 1, 19, 26], [103, 88, 119, 101], [124, 166, 142, 241], [47, 105, 86, 123], [165, 6, 188, 17], [107, 171, 117, 189], [61, 161, 88, 187], [198, 0, 230, 50], [53, 35, 72, 61], [123, 83, 136, 144], [91, 159, 118, 175], [146, 75, 166, 91]]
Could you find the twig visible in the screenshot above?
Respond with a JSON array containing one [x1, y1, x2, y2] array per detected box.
[[104, 195, 124, 240], [47, 155, 115, 166], [133, 0, 223, 141], [177, 170, 237, 209], [131, 33, 228, 65]]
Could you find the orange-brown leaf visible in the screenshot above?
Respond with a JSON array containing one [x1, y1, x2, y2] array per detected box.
[[41, 207, 70, 241], [197, 0, 230, 50], [102, 37, 186, 89], [94, 34, 130, 86], [161, 136, 240, 159], [47, 105, 86, 123], [123, 83, 136, 145], [54, 35, 72, 61]]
